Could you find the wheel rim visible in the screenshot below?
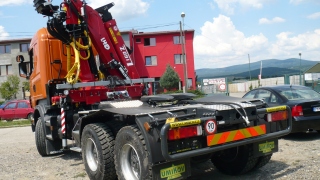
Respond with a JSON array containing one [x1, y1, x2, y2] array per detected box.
[[85, 138, 98, 172], [28, 114, 33, 120], [120, 143, 141, 180]]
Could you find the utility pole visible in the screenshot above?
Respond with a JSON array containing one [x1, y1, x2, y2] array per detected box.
[[180, 12, 188, 93], [299, 53, 302, 85], [248, 54, 251, 81]]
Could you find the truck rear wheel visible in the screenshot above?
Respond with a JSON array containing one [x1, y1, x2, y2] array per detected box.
[[81, 123, 116, 180], [211, 145, 258, 175], [115, 125, 151, 180], [35, 119, 49, 156], [251, 154, 272, 171]]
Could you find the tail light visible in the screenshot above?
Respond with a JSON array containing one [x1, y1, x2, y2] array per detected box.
[[292, 105, 303, 117], [168, 125, 202, 141], [267, 111, 288, 122]]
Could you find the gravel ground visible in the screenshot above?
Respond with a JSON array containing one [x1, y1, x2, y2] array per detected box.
[[1, 126, 320, 180]]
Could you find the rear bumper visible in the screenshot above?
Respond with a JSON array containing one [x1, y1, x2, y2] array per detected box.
[[160, 106, 292, 161], [292, 116, 320, 132]]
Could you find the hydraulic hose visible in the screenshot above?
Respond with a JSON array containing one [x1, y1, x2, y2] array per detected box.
[[65, 42, 80, 84], [65, 31, 92, 84]]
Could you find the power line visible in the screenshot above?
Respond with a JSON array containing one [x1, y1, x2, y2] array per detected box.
[[119, 22, 178, 31]]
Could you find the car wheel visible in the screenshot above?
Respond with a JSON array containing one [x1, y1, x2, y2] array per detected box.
[[115, 125, 152, 180], [211, 145, 258, 175], [27, 113, 33, 120], [81, 123, 117, 180]]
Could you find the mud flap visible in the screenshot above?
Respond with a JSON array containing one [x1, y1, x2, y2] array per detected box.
[[253, 138, 278, 157], [152, 159, 191, 180]]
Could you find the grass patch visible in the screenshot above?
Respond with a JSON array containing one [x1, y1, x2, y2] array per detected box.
[[0, 119, 31, 128], [73, 172, 87, 178]]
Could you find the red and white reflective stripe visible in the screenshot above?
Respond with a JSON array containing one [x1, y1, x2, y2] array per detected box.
[[61, 108, 66, 134]]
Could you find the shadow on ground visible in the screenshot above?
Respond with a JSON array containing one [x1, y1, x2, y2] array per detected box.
[[188, 158, 299, 180]]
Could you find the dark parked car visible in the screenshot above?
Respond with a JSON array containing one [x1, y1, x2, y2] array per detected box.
[[242, 85, 320, 133], [0, 100, 33, 121]]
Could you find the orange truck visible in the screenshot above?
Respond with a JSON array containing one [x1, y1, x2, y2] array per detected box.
[[16, 0, 292, 179]]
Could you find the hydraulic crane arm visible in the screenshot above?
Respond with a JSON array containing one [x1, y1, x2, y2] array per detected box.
[[33, 0, 140, 83]]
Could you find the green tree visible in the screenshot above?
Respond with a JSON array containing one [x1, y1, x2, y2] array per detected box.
[[249, 83, 253, 90], [22, 81, 30, 91], [0, 75, 20, 100], [159, 65, 180, 91]]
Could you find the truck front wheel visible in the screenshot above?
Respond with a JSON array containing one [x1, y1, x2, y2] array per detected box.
[[35, 119, 49, 156], [115, 125, 151, 180], [211, 145, 258, 175], [81, 123, 116, 180]]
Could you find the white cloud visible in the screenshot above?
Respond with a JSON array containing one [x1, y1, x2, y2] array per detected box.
[[307, 12, 320, 19], [0, 0, 149, 21], [289, 0, 304, 4], [0, 26, 9, 40], [194, 15, 268, 68], [87, 0, 149, 21], [259, 17, 285, 24], [213, 0, 269, 15], [194, 15, 320, 69], [269, 30, 320, 59], [0, 0, 30, 6], [289, 0, 320, 5]]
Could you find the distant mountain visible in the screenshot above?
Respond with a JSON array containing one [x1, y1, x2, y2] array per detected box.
[[196, 59, 318, 79], [231, 67, 300, 79]]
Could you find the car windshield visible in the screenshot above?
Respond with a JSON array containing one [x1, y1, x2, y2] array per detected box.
[[0, 100, 10, 108], [279, 89, 320, 101]]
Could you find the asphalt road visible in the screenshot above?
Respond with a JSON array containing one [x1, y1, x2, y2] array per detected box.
[[1, 126, 320, 180]]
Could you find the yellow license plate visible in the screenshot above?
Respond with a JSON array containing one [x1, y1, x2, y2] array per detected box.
[[160, 164, 185, 180], [259, 141, 275, 153]]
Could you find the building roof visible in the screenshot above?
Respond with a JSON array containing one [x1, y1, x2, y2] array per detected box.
[[121, 29, 194, 36], [0, 38, 32, 44], [305, 63, 320, 73]]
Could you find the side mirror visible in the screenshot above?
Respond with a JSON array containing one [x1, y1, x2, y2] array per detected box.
[[18, 62, 29, 79], [16, 55, 24, 62]]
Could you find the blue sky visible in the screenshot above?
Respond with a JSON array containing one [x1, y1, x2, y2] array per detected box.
[[1, 0, 320, 69]]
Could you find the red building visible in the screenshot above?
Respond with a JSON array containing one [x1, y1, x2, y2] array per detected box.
[[122, 30, 195, 94]]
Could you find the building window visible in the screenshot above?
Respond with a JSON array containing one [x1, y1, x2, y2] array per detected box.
[[173, 36, 184, 44], [145, 56, 157, 66], [135, 38, 141, 43], [144, 38, 156, 46], [20, 43, 30, 52], [187, 78, 193, 89], [0, 44, 11, 54], [0, 65, 12, 76], [174, 54, 185, 64]]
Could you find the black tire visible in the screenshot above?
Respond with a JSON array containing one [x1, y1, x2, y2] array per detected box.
[[27, 113, 33, 120], [81, 123, 117, 180], [115, 125, 151, 180], [35, 119, 49, 156], [211, 145, 258, 175], [251, 154, 272, 171], [105, 121, 125, 136], [190, 154, 212, 164]]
